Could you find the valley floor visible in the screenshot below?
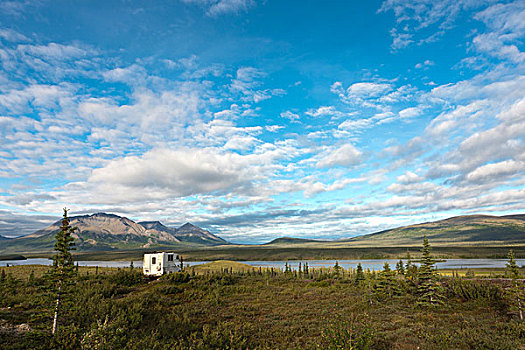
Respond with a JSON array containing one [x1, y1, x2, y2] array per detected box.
[[11, 244, 524, 262], [0, 264, 524, 349]]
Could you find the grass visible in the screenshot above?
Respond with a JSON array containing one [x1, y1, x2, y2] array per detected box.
[[0, 264, 523, 349], [189, 260, 256, 274], [0, 264, 122, 280], [438, 268, 510, 278]]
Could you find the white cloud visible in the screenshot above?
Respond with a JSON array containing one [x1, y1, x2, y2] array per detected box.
[[306, 106, 352, 119], [229, 67, 279, 103], [280, 110, 299, 121], [397, 171, 423, 184], [379, 0, 492, 49], [265, 125, 284, 132], [18, 42, 95, 61], [207, 0, 253, 16], [316, 144, 362, 168], [102, 64, 147, 85], [465, 160, 525, 183], [223, 135, 260, 151], [390, 28, 413, 50], [415, 60, 434, 69], [88, 148, 267, 199], [342, 82, 392, 99], [0, 28, 29, 42], [398, 106, 421, 119], [181, 0, 254, 16]]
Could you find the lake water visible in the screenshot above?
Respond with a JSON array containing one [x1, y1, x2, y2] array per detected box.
[[1, 258, 523, 270]]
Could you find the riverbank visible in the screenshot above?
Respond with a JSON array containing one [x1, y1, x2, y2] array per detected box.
[[6, 244, 524, 262], [2, 258, 524, 274]]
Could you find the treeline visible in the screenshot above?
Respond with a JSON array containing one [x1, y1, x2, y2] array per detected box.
[[188, 237, 523, 313]]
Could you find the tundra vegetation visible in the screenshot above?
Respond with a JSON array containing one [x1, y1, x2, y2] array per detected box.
[[0, 240, 524, 349]]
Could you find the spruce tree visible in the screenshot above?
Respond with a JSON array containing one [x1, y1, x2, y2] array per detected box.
[[416, 236, 444, 307], [405, 252, 417, 282], [374, 263, 400, 300], [396, 259, 405, 275], [333, 261, 341, 278], [51, 208, 77, 335], [506, 250, 523, 321], [354, 263, 365, 285]]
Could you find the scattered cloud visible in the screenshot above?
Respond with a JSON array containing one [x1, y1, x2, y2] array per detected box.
[[181, 0, 254, 16], [0, 1, 524, 242], [280, 110, 299, 121], [316, 144, 363, 168], [415, 60, 434, 69]]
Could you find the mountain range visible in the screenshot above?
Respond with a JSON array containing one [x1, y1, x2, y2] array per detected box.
[[0, 213, 524, 256], [0, 213, 227, 254]]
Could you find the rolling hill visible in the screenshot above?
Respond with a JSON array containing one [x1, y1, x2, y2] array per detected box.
[[264, 237, 324, 245], [340, 214, 525, 247]]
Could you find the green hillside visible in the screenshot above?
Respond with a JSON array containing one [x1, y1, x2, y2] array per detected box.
[[342, 214, 525, 247]]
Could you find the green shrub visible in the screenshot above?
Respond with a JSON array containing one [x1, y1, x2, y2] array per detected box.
[[162, 272, 190, 283], [446, 278, 504, 302], [318, 314, 375, 350], [154, 285, 181, 295], [109, 270, 144, 287]]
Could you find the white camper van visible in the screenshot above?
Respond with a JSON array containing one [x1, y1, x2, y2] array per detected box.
[[143, 252, 181, 276]]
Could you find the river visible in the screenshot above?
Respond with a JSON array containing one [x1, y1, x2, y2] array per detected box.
[[1, 258, 523, 270]]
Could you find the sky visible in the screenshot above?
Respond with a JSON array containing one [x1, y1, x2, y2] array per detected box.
[[0, 0, 524, 243]]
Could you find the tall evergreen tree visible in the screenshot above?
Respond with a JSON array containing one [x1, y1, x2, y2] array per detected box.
[[506, 250, 523, 321], [354, 263, 365, 285], [395, 259, 405, 275], [417, 236, 444, 307], [333, 261, 341, 278], [51, 208, 77, 335], [374, 263, 400, 300]]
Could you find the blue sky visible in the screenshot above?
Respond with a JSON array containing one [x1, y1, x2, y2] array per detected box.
[[0, 0, 524, 243]]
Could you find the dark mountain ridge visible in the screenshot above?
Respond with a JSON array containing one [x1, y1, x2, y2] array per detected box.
[[1, 213, 228, 254], [174, 222, 228, 244]]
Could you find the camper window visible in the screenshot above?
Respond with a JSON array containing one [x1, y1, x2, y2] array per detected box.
[[151, 257, 156, 264], [167, 254, 174, 262]]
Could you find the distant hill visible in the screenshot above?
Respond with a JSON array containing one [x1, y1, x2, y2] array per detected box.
[[0, 213, 228, 254], [258, 214, 525, 248], [264, 237, 323, 245], [342, 214, 525, 247]]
